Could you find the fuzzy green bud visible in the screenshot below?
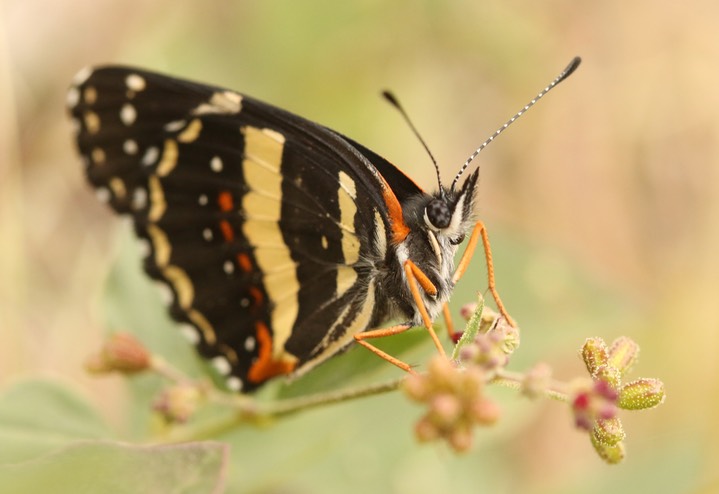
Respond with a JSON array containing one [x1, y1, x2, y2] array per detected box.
[[608, 336, 640, 376], [591, 434, 626, 464], [618, 378, 665, 410], [592, 417, 625, 446], [581, 337, 609, 377], [594, 364, 622, 390]]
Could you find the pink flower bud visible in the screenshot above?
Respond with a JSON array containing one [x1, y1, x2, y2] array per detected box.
[[85, 332, 151, 375], [153, 383, 202, 423], [460, 302, 478, 321]]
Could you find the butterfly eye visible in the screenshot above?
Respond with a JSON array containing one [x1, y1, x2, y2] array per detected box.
[[425, 199, 451, 230], [450, 233, 465, 246]]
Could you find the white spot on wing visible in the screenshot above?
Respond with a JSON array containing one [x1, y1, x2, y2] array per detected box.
[[142, 146, 159, 166], [156, 283, 174, 304], [96, 187, 110, 203], [223, 260, 234, 274], [125, 73, 146, 92], [132, 187, 148, 210], [66, 87, 80, 108], [179, 324, 200, 344], [202, 228, 213, 241], [164, 120, 186, 132], [244, 336, 256, 352], [120, 103, 137, 126], [211, 356, 232, 375], [137, 237, 151, 258], [123, 139, 138, 155], [198, 194, 208, 206], [210, 156, 223, 172], [226, 376, 243, 392], [73, 66, 92, 86]]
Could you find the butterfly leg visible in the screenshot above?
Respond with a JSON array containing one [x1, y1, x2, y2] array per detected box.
[[452, 221, 516, 327], [442, 303, 455, 340], [353, 259, 447, 373], [354, 323, 416, 374], [404, 260, 446, 357]]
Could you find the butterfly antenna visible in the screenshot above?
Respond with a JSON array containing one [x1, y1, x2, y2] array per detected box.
[[383, 90, 445, 197], [450, 56, 582, 191]]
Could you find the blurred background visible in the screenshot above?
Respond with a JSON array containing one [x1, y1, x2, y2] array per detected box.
[[1, 0, 717, 492]]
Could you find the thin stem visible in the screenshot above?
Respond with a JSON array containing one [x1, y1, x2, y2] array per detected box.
[[264, 378, 405, 417], [492, 368, 571, 402], [165, 377, 406, 442]]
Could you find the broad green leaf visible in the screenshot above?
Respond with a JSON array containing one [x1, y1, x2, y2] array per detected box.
[[0, 379, 111, 463], [0, 441, 228, 494]]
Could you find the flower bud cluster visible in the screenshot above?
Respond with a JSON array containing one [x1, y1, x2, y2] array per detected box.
[[576, 337, 665, 463], [403, 356, 500, 452]]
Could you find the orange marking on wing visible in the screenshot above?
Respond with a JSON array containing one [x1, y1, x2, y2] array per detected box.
[[247, 322, 296, 383], [381, 185, 410, 244], [249, 286, 264, 305], [219, 220, 234, 242], [217, 191, 234, 211], [217, 191, 235, 241], [237, 253, 253, 272]]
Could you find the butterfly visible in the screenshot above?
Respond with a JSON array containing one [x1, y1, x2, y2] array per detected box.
[[67, 57, 580, 392]]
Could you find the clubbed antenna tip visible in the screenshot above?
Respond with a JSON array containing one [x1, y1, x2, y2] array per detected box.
[[450, 56, 582, 191]]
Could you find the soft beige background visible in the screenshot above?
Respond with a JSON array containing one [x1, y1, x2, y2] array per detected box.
[[1, 1, 716, 492]]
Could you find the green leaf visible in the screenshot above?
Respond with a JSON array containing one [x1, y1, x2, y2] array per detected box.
[[0, 379, 111, 463], [0, 441, 228, 494], [451, 294, 484, 360]]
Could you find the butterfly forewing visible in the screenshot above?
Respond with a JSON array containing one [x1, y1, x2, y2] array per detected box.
[[68, 66, 398, 391]]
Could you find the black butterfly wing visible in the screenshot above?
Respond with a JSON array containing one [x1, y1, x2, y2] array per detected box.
[[68, 66, 408, 391]]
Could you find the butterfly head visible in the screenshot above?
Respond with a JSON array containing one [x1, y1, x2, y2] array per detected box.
[[422, 169, 479, 247]]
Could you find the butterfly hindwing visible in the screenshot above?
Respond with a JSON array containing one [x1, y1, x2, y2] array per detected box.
[[68, 66, 404, 391]]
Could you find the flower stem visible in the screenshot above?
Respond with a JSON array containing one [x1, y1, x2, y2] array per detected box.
[[492, 368, 571, 402], [166, 377, 406, 442]]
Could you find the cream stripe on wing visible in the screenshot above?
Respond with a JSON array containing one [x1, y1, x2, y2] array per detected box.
[[337, 171, 360, 297], [338, 171, 360, 263], [240, 126, 298, 357]]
